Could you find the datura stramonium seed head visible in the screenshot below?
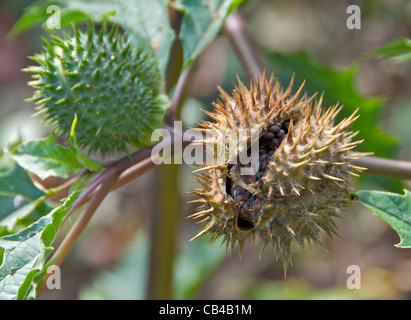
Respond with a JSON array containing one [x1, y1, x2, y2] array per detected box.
[[189, 72, 367, 268], [24, 23, 163, 155]]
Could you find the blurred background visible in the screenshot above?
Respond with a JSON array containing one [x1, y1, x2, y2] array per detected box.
[[1, 0, 411, 299]]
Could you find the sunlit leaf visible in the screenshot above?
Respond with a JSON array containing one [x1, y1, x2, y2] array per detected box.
[[0, 154, 53, 232], [358, 189, 411, 248], [10, 134, 84, 180], [111, 0, 176, 80], [366, 38, 411, 63], [9, 0, 117, 37], [0, 187, 81, 300], [12, 0, 176, 83], [172, 0, 244, 69]]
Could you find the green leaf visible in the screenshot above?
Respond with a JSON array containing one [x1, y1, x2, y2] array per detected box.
[[69, 115, 102, 172], [13, 0, 174, 85], [61, 0, 118, 20], [366, 38, 411, 63], [0, 154, 53, 232], [9, 1, 55, 37], [0, 187, 81, 299], [265, 51, 397, 158], [9, 0, 118, 37], [9, 134, 84, 180], [111, 0, 176, 80], [172, 0, 244, 69], [358, 189, 411, 248]]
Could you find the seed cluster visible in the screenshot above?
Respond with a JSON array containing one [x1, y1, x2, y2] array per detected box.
[[229, 121, 290, 226]]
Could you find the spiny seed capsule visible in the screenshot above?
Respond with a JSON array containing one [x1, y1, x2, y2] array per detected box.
[[24, 23, 163, 155], [189, 72, 368, 269]]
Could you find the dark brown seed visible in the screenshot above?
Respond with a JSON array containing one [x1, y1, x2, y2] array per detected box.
[[269, 125, 281, 134], [270, 138, 280, 149], [263, 132, 275, 140], [277, 130, 285, 138]]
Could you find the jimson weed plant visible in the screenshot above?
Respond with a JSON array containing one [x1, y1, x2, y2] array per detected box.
[[0, 0, 411, 300]]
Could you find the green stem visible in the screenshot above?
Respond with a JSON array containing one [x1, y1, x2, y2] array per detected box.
[[54, 171, 119, 267], [44, 176, 79, 198], [146, 164, 180, 299], [165, 65, 192, 125], [145, 4, 190, 299], [37, 169, 120, 295]]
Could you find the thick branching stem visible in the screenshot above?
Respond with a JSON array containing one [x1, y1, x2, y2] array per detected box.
[[38, 169, 120, 295], [147, 163, 180, 299], [51, 171, 120, 268], [165, 65, 192, 124]]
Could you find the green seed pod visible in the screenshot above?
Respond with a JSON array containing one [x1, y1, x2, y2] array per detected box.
[[189, 72, 367, 268], [25, 23, 163, 155]]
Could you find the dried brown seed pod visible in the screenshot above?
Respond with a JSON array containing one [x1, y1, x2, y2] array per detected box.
[[189, 72, 367, 268]]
